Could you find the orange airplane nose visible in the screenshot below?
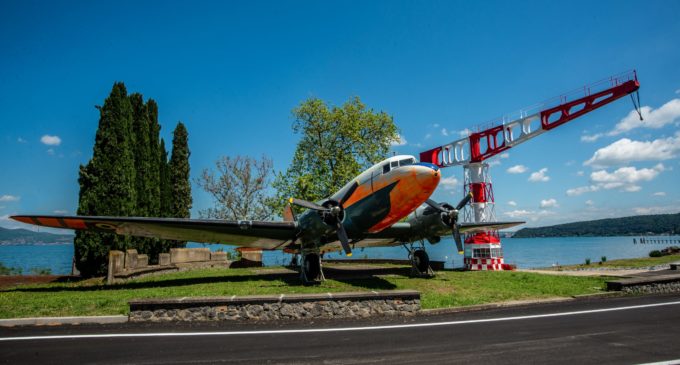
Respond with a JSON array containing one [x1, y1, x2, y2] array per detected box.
[[413, 162, 441, 192]]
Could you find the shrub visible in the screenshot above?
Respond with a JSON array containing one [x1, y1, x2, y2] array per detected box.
[[585, 258, 591, 265], [601, 256, 607, 263], [649, 250, 663, 258], [30, 267, 52, 275]]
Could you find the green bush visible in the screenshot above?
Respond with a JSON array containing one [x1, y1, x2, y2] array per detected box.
[[649, 250, 663, 258], [585, 258, 591, 265], [30, 267, 52, 275], [601, 256, 607, 263], [0, 262, 22, 275]]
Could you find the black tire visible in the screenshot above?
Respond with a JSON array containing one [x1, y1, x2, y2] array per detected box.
[[303, 253, 321, 281], [413, 249, 430, 273]]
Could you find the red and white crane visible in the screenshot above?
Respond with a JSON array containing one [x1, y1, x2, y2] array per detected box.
[[419, 70, 641, 270]]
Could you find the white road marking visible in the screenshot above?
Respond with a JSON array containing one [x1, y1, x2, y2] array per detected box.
[[2, 300, 679, 342]]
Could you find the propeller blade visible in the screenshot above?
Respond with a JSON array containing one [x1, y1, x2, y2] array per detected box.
[[336, 221, 352, 257], [288, 198, 327, 211], [456, 192, 473, 211], [338, 181, 359, 206], [453, 225, 464, 254], [425, 199, 447, 213]]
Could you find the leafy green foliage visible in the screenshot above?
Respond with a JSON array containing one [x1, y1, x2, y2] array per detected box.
[[0, 262, 22, 275], [270, 96, 398, 213], [649, 250, 663, 257], [513, 212, 680, 238], [74, 84, 193, 275], [166, 122, 192, 247], [75, 82, 136, 277]]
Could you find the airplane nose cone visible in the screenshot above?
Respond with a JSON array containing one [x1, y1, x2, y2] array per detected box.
[[413, 162, 441, 190]]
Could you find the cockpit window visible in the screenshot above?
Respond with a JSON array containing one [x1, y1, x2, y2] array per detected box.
[[382, 164, 390, 174], [399, 158, 415, 167], [390, 161, 398, 168]]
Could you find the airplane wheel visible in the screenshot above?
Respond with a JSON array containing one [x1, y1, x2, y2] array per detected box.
[[413, 249, 430, 273], [302, 253, 321, 282]]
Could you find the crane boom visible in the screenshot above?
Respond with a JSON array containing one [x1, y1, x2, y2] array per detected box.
[[420, 70, 641, 167]]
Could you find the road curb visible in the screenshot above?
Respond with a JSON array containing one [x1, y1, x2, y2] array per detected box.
[[0, 315, 128, 327]]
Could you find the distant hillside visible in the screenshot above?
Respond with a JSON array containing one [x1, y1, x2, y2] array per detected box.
[[513, 212, 680, 238], [0, 227, 73, 244]]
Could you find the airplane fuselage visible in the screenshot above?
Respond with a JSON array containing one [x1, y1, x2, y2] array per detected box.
[[295, 155, 440, 251]]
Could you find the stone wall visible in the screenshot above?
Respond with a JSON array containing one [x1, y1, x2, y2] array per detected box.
[[129, 290, 420, 322], [622, 282, 680, 295]]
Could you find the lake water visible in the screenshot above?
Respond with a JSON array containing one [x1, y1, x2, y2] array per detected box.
[[1, 236, 679, 275]]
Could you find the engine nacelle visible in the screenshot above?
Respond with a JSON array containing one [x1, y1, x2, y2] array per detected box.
[[405, 203, 454, 243]]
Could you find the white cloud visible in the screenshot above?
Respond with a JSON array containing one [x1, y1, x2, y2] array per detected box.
[[576, 171, 584, 176], [487, 159, 501, 167], [441, 128, 449, 136], [528, 168, 550, 182], [503, 209, 555, 222], [53, 210, 68, 214], [439, 175, 459, 190], [567, 164, 665, 196], [540, 198, 559, 208], [633, 206, 680, 215], [390, 134, 407, 146], [47, 148, 55, 155], [40, 135, 62, 146], [566, 185, 599, 196], [508, 200, 517, 206], [652, 192, 666, 197], [504, 209, 532, 218], [581, 133, 604, 143], [458, 128, 471, 138], [17, 137, 27, 143], [424, 133, 432, 140], [500, 153, 509, 159], [0, 195, 20, 202], [433, 123, 440, 128], [506, 165, 528, 174], [676, 89, 680, 95], [585, 200, 594, 206], [584, 133, 680, 168], [609, 98, 680, 136]]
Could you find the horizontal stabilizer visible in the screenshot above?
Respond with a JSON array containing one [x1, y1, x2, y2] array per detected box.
[[458, 221, 524, 234]]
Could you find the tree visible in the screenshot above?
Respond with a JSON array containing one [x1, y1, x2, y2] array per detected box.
[[146, 99, 161, 216], [271, 96, 398, 212], [168, 122, 192, 248], [74, 82, 136, 277], [197, 155, 274, 220], [159, 138, 172, 217]]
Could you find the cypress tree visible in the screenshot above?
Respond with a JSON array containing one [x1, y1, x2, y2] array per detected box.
[[146, 99, 161, 216], [159, 138, 172, 217], [74, 82, 136, 277], [169, 122, 192, 219], [167, 122, 192, 247], [129, 93, 154, 258]]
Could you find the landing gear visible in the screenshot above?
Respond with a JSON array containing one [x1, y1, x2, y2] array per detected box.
[[300, 252, 325, 284], [405, 242, 435, 278]]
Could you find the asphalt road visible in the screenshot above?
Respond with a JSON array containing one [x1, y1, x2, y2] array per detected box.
[[1, 294, 679, 364]]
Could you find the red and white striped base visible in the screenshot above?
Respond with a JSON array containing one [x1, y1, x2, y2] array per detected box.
[[464, 257, 505, 271]]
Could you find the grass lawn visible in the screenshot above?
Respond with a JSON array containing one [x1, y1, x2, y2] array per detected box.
[[555, 254, 680, 270], [0, 266, 610, 319]]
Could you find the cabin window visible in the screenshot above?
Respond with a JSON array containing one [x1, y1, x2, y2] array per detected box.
[[399, 158, 415, 167], [382, 164, 390, 174], [391, 161, 398, 168]]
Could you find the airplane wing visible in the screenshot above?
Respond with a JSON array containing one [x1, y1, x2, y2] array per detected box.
[[10, 215, 297, 250], [317, 220, 525, 253]]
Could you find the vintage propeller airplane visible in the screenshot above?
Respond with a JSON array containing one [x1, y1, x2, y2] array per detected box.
[[11, 154, 523, 283]]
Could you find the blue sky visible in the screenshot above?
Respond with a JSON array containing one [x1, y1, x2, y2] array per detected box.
[[1, 0, 679, 231]]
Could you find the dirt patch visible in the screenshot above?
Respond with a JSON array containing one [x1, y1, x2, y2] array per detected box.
[[0, 275, 78, 289]]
